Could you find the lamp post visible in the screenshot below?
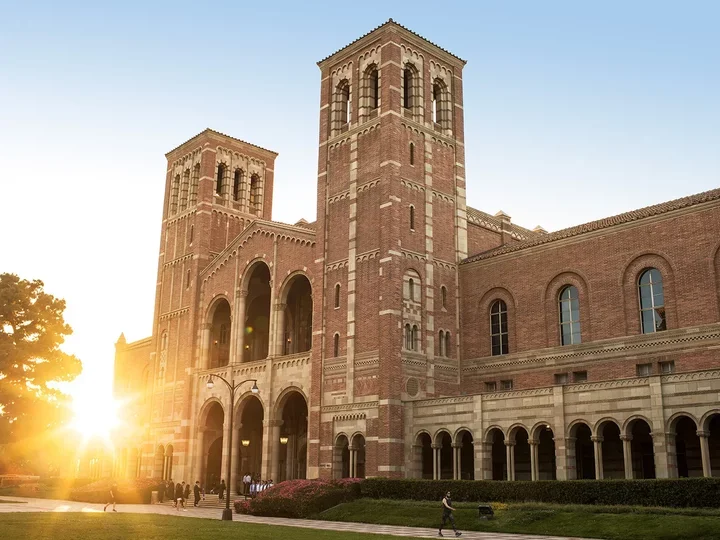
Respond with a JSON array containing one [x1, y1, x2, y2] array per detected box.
[[206, 374, 259, 521]]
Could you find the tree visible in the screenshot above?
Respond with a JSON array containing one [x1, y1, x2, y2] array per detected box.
[[0, 273, 82, 446]]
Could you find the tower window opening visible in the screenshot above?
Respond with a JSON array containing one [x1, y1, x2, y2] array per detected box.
[[409, 206, 415, 230], [250, 174, 260, 214], [333, 333, 340, 357], [186, 269, 191, 289], [403, 67, 413, 109], [408, 278, 415, 302], [216, 164, 226, 196], [370, 68, 379, 109], [432, 79, 450, 130], [189, 225, 194, 245], [233, 169, 244, 202], [441, 286, 447, 309], [334, 283, 340, 309], [409, 142, 415, 165]]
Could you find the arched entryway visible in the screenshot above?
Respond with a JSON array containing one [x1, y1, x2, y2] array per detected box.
[[154, 445, 165, 479], [436, 431, 453, 480], [277, 391, 308, 481], [164, 444, 174, 481], [535, 425, 556, 480], [570, 422, 595, 479], [282, 275, 313, 355], [209, 299, 231, 368], [351, 433, 366, 478], [627, 418, 655, 479], [510, 426, 531, 481], [415, 432, 433, 479], [599, 421, 624, 479], [457, 430, 474, 480], [244, 263, 271, 362], [485, 428, 506, 480], [333, 434, 350, 479], [706, 414, 720, 477], [201, 401, 225, 490], [236, 395, 264, 492], [672, 415, 702, 477]]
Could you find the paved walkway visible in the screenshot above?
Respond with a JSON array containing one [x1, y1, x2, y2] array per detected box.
[[0, 496, 589, 540]]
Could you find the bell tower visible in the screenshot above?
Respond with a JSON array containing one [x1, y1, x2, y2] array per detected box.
[[310, 20, 468, 478]]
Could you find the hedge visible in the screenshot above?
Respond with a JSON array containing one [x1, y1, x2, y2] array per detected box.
[[69, 478, 166, 504], [235, 479, 362, 518], [358, 477, 720, 508]]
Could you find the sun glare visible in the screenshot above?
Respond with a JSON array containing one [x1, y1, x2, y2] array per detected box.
[[70, 392, 121, 441]]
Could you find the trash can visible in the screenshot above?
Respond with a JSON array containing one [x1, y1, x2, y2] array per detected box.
[[477, 504, 494, 519], [151, 491, 159, 504]]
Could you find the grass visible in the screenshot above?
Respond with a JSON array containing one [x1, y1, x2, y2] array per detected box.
[[317, 499, 720, 540], [0, 513, 420, 540], [0, 485, 73, 500]]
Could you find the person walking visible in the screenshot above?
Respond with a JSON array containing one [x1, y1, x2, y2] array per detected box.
[[174, 482, 183, 510], [193, 481, 201, 507], [103, 482, 118, 512], [218, 479, 226, 501], [165, 480, 173, 502], [183, 482, 190, 503], [438, 491, 461, 537]]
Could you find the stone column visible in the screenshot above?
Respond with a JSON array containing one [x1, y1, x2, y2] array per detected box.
[[269, 302, 286, 357], [655, 431, 674, 479], [193, 428, 206, 485], [697, 430, 712, 478], [431, 444, 440, 480], [412, 444, 423, 479], [563, 436, 576, 480], [621, 435, 634, 479], [349, 446, 357, 478], [451, 443, 461, 480], [528, 439, 539, 481], [230, 423, 241, 494], [220, 404, 233, 485], [233, 291, 247, 364], [200, 323, 212, 370], [591, 436, 604, 480], [270, 421, 282, 481], [286, 434, 296, 480], [481, 441, 493, 480], [505, 440, 516, 481]]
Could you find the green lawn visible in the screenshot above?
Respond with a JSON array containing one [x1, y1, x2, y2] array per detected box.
[[0, 513, 418, 540], [318, 499, 720, 540]]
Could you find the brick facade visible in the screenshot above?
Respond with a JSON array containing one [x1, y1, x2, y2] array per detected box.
[[110, 20, 720, 487]]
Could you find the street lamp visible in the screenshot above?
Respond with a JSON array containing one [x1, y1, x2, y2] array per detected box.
[[206, 374, 259, 520]]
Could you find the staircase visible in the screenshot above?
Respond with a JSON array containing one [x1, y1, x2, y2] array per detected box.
[[160, 493, 246, 510]]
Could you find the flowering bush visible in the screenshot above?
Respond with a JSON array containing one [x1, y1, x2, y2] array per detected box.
[[69, 477, 166, 504], [234, 478, 362, 518]]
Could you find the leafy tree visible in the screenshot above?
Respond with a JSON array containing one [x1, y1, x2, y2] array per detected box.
[[0, 273, 82, 445]]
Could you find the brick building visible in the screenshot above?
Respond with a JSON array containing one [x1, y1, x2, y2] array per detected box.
[[111, 20, 720, 489]]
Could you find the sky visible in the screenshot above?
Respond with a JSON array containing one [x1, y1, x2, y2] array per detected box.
[[1, 1, 718, 406]]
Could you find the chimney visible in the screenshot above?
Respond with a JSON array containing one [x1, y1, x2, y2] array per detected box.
[[495, 211, 512, 244]]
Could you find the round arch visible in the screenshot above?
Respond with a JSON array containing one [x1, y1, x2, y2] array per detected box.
[[433, 428, 452, 445], [278, 272, 313, 355], [530, 421, 554, 441], [700, 410, 720, 432], [543, 270, 592, 346], [453, 427, 474, 444], [594, 417, 622, 437], [333, 433, 350, 479], [239, 259, 272, 362], [623, 415, 654, 437], [198, 397, 225, 425], [507, 423, 530, 443], [621, 251, 678, 334], [275, 388, 308, 481], [477, 287, 517, 356], [667, 412, 699, 433], [483, 425, 505, 443], [238, 258, 272, 295], [568, 420, 594, 480]]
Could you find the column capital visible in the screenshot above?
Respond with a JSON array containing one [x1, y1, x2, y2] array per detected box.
[[236, 289, 249, 298], [451, 442, 463, 449], [348, 446, 358, 452], [528, 439, 539, 446], [274, 302, 287, 311], [504, 440, 516, 447], [591, 436, 604, 443], [620, 434, 633, 442], [431, 443, 442, 449], [696, 430, 710, 438]]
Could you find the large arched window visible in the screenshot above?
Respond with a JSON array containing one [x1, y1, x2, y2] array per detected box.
[[439, 330, 450, 357], [170, 174, 180, 214], [490, 300, 508, 356], [333, 79, 351, 133], [360, 65, 379, 120], [249, 174, 260, 214], [432, 79, 451, 130], [559, 286, 581, 345], [411, 325, 419, 352], [408, 278, 415, 302], [639, 268, 666, 333], [216, 163, 226, 196]]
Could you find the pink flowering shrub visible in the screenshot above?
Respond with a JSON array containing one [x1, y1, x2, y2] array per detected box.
[[69, 477, 166, 504], [234, 478, 362, 518]]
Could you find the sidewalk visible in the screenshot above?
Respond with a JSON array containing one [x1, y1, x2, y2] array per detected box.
[[0, 496, 589, 540]]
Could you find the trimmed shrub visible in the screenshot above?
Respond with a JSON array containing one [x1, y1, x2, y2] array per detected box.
[[358, 477, 720, 508], [234, 478, 362, 518], [69, 478, 166, 504]]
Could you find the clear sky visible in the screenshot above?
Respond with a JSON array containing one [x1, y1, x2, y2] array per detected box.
[[1, 1, 718, 406]]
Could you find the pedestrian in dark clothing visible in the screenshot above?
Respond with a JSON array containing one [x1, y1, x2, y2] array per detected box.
[[103, 482, 118, 512], [193, 481, 201, 507], [166, 480, 174, 501], [174, 482, 183, 510], [438, 491, 461, 537], [183, 482, 190, 501], [218, 479, 226, 501]]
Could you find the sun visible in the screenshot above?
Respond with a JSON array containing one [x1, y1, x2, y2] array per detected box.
[[70, 391, 121, 442]]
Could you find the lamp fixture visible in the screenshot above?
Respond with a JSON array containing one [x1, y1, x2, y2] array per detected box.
[[206, 377, 214, 390], [251, 381, 259, 394], [241, 439, 250, 447], [280, 436, 289, 445]]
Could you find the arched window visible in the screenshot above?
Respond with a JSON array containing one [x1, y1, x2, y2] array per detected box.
[[368, 66, 379, 110], [445, 332, 451, 356], [334, 283, 341, 309], [219, 324, 229, 345], [490, 300, 508, 356], [405, 324, 412, 350], [409, 206, 415, 230], [216, 164, 226, 196], [409, 142, 415, 165], [432, 79, 450, 130], [403, 64, 417, 111], [180, 168, 190, 211], [639, 268, 666, 333], [189, 163, 200, 206], [170, 174, 180, 214], [249, 174, 260, 213], [559, 286, 581, 345], [411, 325, 419, 351], [333, 333, 340, 357], [408, 278, 415, 302], [186, 269, 191, 289], [233, 169, 244, 202], [333, 79, 351, 133], [438, 330, 445, 357], [441, 286, 447, 309], [188, 225, 194, 245]]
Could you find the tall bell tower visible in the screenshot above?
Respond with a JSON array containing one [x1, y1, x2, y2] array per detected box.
[[309, 20, 468, 478]]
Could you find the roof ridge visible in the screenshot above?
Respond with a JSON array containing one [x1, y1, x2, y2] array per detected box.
[[463, 187, 720, 264], [317, 19, 466, 66], [165, 128, 278, 158]]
